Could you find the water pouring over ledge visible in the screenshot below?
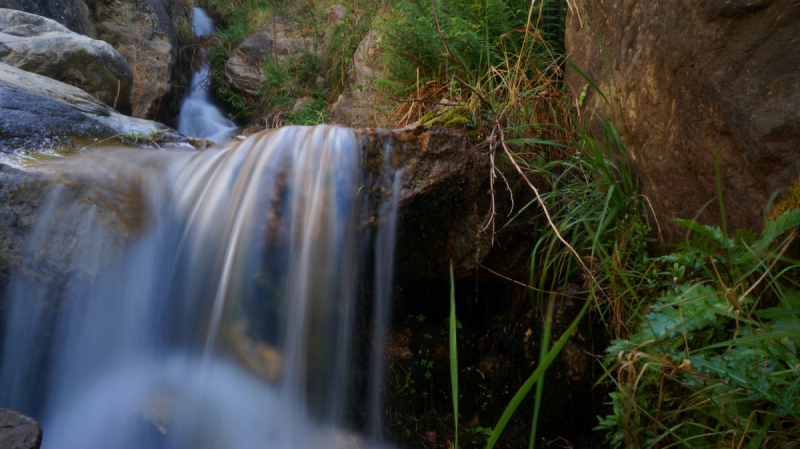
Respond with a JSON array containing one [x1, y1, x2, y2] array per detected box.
[[0, 125, 402, 449], [177, 8, 238, 143]]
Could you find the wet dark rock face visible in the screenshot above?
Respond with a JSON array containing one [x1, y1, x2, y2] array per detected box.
[[361, 127, 536, 280], [0, 408, 42, 449], [566, 0, 800, 244]]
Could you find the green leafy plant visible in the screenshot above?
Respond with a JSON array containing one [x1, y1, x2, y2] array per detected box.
[[596, 208, 800, 448]]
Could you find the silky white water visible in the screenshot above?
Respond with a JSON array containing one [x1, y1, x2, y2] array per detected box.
[[0, 126, 399, 448], [177, 8, 238, 143]]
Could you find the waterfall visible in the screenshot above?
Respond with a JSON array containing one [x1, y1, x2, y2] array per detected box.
[[177, 8, 238, 143], [0, 125, 400, 448]]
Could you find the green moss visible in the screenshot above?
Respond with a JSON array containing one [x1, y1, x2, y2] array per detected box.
[[420, 105, 472, 130], [769, 176, 800, 222]]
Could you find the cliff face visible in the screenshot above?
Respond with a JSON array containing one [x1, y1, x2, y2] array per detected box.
[[565, 0, 800, 244]]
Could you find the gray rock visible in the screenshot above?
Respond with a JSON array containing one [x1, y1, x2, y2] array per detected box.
[[0, 408, 42, 449], [565, 0, 800, 244], [0, 8, 133, 113], [0, 62, 195, 154], [291, 96, 313, 112]]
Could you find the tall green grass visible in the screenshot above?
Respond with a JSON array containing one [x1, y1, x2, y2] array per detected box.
[[384, 0, 565, 92]]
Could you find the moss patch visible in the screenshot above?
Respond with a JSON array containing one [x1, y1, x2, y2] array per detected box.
[[769, 177, 800, 222]]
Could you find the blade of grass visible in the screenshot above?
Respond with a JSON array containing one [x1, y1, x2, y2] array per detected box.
[[529, 297, 555, 449], [450, 263, 459, 449], [486, 295, 592, 449]]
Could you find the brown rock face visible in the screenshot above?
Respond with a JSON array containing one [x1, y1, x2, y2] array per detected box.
[[565, 0, 800, 243], [92, 0, 183, 119], [0, 408, 42, 449]]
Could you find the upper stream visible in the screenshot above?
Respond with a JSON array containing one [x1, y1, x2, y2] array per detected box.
[[177, 8, 238, 143]]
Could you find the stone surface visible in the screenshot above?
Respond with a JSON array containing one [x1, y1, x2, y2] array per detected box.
[[330, 28, 391, 128], [0, 62, 196, 154], [565, 0, 800, 244], [0, 9, 134, 113], [0, 408, 42, 449]]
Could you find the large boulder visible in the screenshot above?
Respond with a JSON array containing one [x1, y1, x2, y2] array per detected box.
[[565, 0, 800, 243], [0, 62, 195, 154], [330, 28, 391, 128], [0, 408, 42, 449], [0, 9, 134, 113]]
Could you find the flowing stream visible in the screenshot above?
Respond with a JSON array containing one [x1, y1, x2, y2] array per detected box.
[[177, 8, 238, 143], [0, 128, 399, 445]]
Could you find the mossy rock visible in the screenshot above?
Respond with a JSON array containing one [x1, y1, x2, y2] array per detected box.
[[419, 106, 480, 143]]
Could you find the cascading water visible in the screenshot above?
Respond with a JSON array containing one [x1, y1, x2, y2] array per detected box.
[[177, 8, 238, 143], [0, 125, 399, 448]]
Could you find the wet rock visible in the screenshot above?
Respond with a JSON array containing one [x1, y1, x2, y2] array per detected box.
[[0, 62, 196, 154], [330, 28, 390, 128], [565, 0, 800, 244], [0, 9, 134, 113], [0, 408, 42, 449]]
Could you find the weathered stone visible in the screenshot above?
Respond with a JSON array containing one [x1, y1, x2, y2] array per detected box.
[[330, 28, 391, 128], [565, 0, 800, 244], [0, 408, 42, 449], [291, 96, 313, 112], [0, 9, 134, 113], [0, 62, 196, 154]]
